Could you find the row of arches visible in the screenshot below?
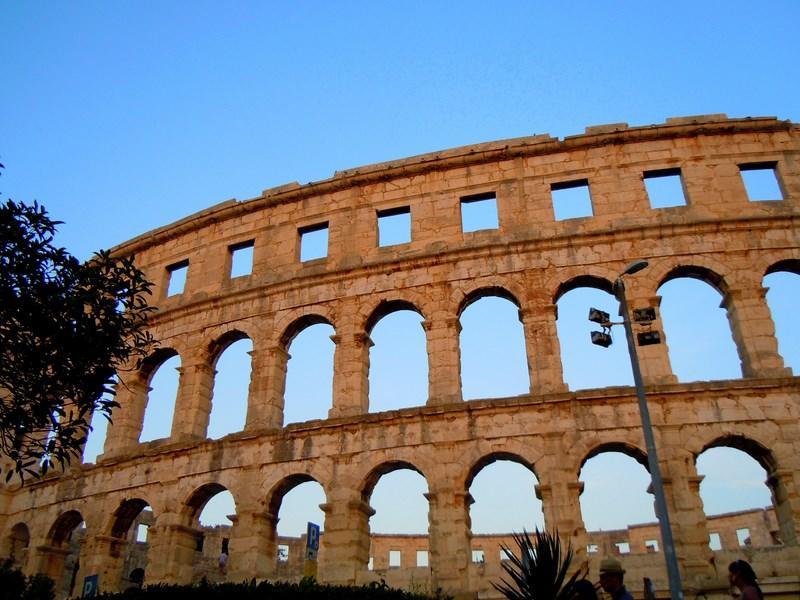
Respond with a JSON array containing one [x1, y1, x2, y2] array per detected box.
[[85, 259, 799, 459], [11, 433, 792, 594]]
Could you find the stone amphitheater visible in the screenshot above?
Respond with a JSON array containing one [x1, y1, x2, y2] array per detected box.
[[1, 115, 798, 599]]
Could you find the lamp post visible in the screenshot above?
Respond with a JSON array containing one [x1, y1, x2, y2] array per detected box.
[[590, 260, 684, 600]]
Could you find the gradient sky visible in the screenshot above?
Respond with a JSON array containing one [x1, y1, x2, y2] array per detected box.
[[3, 2, 799, 548]]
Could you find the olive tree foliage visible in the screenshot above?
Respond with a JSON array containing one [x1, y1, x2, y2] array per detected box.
[[0, 174, 155, 482]]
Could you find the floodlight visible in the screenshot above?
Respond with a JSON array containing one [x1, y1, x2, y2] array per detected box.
[[588, 307, 610, 324], [591, 331, 612, 347]]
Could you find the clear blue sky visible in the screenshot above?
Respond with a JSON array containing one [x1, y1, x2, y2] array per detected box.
[[3, 2, 799, 547]]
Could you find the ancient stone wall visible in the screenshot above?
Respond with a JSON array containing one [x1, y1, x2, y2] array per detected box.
[[1, 115, 799, 599]]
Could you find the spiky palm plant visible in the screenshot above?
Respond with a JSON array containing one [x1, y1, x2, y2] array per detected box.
[[493, 529, 587, 600]]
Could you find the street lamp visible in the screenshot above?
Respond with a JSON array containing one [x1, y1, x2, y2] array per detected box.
[[589, 260, 684, 600]]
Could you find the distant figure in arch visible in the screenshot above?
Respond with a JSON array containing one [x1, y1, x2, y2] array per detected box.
[[598, 558, 633, 600], [728, 560, 763, 600], [218, 550, 228, 575]]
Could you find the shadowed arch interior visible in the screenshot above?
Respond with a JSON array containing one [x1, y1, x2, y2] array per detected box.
[[659, 265, 728, 295], [267, 473, 318, 517], [139, 348, 179, 385], [465, 451, 537, 491], [185, 483, 229, 521], [362, 460, 424, 503], [281, 315, 333, 348], [365, 299, 423, 334], [765, 258, 800, 277], [111, 498, 150, 539], [580, 442, 649, 474], [458, 286, 521, 317], [700, 434, 777, 475], [554, 275, 614, 305], [48, 510, 84, 547], [209, 330, 251, 368]]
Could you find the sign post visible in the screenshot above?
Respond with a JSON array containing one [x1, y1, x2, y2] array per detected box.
[[304, 521, 320, 578]]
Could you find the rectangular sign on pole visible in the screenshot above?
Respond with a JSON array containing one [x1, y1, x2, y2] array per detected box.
[[82, 574, 99, 598], [306, 521, 320, 551]]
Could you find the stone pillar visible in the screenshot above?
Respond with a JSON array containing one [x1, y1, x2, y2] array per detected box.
[[423, 316, 463, 405], [33, 544, 70, 586], [102, 376, 148, 458], [170, 357, 216, 441], [768, 467, 800, 545], [145, 518, 200, 585], [318, 490, 372, 584], [536, 434, 588, 561], [425, 485, 471, 596], [228, 510, 278, 581], [622, 292, 678, 386], [76, 534, 127, 594], [329, 332, 371, 418], [520, 305, 568, 395], [721, 279, 791, 378], [245, 345, 288, 430], [656, 448, 716, 589]]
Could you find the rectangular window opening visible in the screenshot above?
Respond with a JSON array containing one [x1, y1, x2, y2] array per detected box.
[[644, 168, 687, 208], [230, 240, 254, 277], [299, 222, 329, 262], [736, 528, 751, 546], [739, 162, 784, 201], [471, 549, 485, 563], [388, 549, 401, 568], [367, 556, 374, 570], [416, 549, 429, 567], [551, 179, 593, 221], [708, 532, 722, 551], [460, 192, 499, 232], [277, 544, 289, 562], [645, 539, 659, 553], [500, 548, 514, 561], [586, 544, 599, 554], [377, 206, 412, 247], [135, 524, 148, 543], [166, 260, 189, 297], [615, 541, 630, 555]]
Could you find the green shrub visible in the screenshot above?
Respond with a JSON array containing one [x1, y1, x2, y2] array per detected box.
[[0, 561, 54, 600]]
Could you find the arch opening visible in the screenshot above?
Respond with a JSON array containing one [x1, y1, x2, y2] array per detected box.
[[579, 450, 657, 557], [284, 321, 335, 425], [459, 294, 529, 400], [658, 277, 741, 382], [556, 286, 631, 390], [208, 337, 252, 439], [368, 308, 427, 412], [763, 269, 800, 374], [139, 353, 181, 442]]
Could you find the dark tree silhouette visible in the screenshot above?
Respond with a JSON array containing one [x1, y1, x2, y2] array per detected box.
[[0, 170, 155, 481]]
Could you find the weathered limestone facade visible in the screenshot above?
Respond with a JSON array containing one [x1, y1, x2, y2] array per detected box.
[[1, 115, 799, 598]]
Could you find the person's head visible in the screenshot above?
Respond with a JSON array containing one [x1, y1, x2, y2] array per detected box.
[[573, 578, 599, 600], [599, 558, 625, 594], [728, 560, 758, 589]]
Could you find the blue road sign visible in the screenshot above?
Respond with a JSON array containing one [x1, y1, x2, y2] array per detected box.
[[307, 521, 320, 551], [82, 574, 99, 598]]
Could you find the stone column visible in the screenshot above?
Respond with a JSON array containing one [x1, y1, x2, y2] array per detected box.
[[318, 490, 372, 584], [228, 510, 279, 581], [33, 544, 70, 586], [245, 345, 288, 430], [536, 434, 588, 561], [656, 448, 715, 589], [622, 291, 678, 386], [170, 357, 216, 441], [76, 534, 127, 594], [520, 305, 568, 395], [721, 278, 791, 378], [101, 376, 148, 458], [767, 467, 800, 545], [425, 485, 471, 596], [145, 518, 200, 585], [423, 316, 463, 405], [329, 332, 371, 418]]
